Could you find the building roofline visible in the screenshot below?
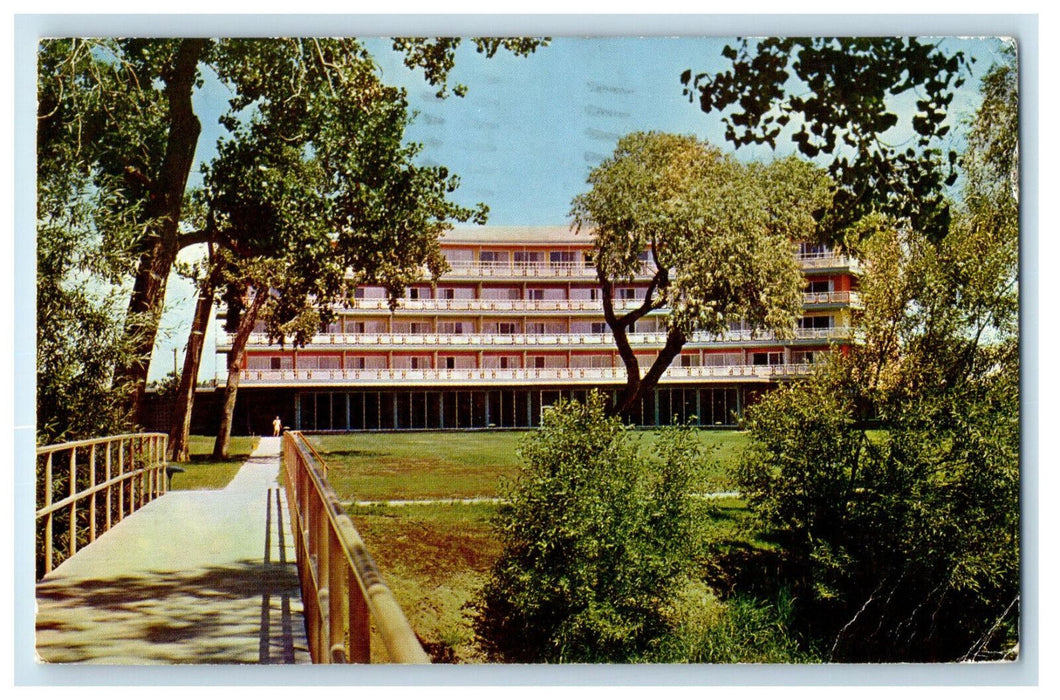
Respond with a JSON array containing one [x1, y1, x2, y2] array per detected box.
[[441, 225, 591, 245]]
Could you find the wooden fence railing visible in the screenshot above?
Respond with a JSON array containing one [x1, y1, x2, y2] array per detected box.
[[36, 433, 169, 579], [282, 431, 429, 664]]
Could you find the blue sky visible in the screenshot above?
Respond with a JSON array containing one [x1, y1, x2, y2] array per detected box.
[[152, 35, 1010, 382]]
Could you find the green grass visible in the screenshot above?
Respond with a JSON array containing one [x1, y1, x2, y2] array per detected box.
[[310, 429, 748, 501], [347, 501, 502, 663], [308, 428, 756, 662], [167, 435, 261, 490]]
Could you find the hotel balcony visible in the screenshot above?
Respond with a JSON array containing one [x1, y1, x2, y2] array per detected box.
[[440, 260, 615, 281], [337, 291, 860, 315], [434, 252, 859, 280], [224, 327, 854, 352], [234, 363, 814, 388], [795, 251, 862, 274]]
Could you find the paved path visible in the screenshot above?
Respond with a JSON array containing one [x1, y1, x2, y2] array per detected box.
[[35, 438, 311, 665]]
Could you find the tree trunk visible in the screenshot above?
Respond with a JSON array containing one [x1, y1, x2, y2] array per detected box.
[[168, 262, 217, 462], [613, 328, 687, 420], [117, 38, 207, 425], [212, 289, 267, 460]]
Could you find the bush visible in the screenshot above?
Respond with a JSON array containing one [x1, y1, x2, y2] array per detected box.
[[469, 393, 704, 662], [647, 582, 816, 663]]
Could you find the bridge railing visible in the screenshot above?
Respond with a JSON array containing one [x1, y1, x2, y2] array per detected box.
[[36, 433, 169, 579], [282, 431, 429, 664]]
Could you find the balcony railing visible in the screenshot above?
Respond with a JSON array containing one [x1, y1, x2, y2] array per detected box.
[[342, 294, 858, 313], [803, 290, 862, 306], [436, 254, 858, 279], [231, 327, 853, 350], [237, 363, 814, 386], [442, 260, 605, 279], [342, 298, 642, 313], [795, 252, 862, 272]]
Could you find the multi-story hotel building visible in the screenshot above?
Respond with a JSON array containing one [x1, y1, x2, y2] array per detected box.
[[217, 226, 861, 432]]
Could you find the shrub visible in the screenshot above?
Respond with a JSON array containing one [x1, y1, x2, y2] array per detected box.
[[469, 393, 704, 662], [647, 581, 816, 663]]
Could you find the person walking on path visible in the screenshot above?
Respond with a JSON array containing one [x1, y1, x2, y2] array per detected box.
[[273, 416, 283, 436]]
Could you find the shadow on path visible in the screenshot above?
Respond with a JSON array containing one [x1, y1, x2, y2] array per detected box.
[[36, 440, 310, 664]]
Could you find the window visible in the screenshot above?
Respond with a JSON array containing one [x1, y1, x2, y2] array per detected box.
[[397, 356, 431, 370], [590, 322, 608, 334], [443, 249, 473, 263], [752, 352, 783, 366], [806, 279, 833, 293], [514, 251, 544, 264], [299, 355, 341, 370], [483, 286, 520, 300], [550, 251, 577, 266], [407, 287, 430, 300], [395, 321, 432, 333], [798, 242, 830, 257], [680, 354, 701, 367], [573, 354, 612, 368], [480, 250, 510, 263], [617, 287, 639, 300], [438, 287, 456, 300], [634, 318, 661, 333], [497, 322, 520, 334], [527, 289, 545, 301], [791, 350, 819, 364], [484, 355, 521, 369], [704, 353, 742, 367], [799, 315, 834, 329], [438, 321, 473, 334], [348, 357, 366, 370], [345, 320, 365, 334]]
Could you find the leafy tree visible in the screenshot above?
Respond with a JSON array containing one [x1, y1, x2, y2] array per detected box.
[[37, 37, 546, 429], [570, 131, 831, 417], [734, 53, 1019, 662], [470, 393, 704, 662], [36, 41, 152, 441], [681, 37, 969, 242]]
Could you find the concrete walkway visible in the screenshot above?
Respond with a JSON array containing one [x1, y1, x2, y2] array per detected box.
[[35, 437, 311, 664]]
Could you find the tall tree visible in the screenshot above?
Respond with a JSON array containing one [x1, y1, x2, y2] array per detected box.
[[681, 37, 969, 243], [36, 39, 160, 441], [192, 38, 488, 459], [570, 131, 831, 417], [37, 37, 546, 429], [734, 52, 1019, 662]]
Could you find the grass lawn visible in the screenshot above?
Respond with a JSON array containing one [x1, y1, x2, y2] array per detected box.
[[310, 428, 748, 502], [348, 501, 502, 663], [167, 435, 261, 491], [308, 428, 754, 662]]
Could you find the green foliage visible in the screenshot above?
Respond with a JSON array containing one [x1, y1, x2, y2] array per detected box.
[[36, 45, 150, 442], [570, 132, 828, 414], [391, 37, 548, 97], [36, 37, 542, 436], [734, 53, 1020, 662], [682, 37, 970, 242], [648, 583, 816, 663], [470, 393, 705, 662]]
